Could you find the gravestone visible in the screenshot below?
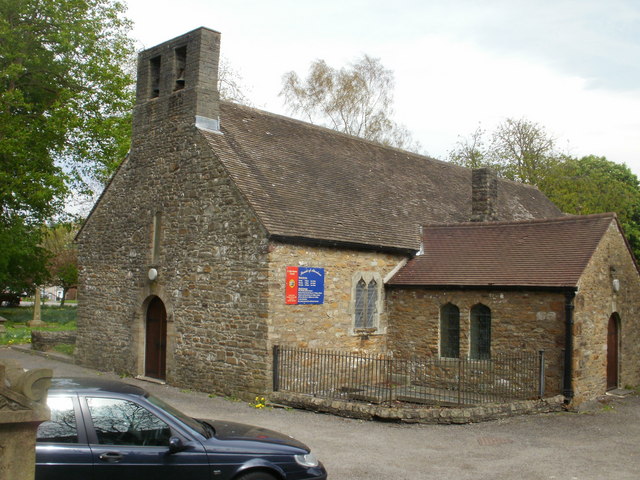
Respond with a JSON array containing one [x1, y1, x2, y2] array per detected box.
[[28, 289, 46, 328]]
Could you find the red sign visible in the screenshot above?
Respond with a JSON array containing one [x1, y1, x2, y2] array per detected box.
[[285, 267, 299, 305]]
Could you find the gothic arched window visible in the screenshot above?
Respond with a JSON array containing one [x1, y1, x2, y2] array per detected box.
[[353, 274, 380, 329], [470, 304, 491, 360], [440, 303, 460, 358]]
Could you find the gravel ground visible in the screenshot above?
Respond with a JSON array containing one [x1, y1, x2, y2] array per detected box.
[[3, 346, 639, 480]]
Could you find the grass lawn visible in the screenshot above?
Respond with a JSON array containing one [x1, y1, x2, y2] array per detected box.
[[0, 305, 77, 346]]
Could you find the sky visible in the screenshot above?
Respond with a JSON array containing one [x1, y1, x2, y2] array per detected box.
[[125, 0, 640, 176]]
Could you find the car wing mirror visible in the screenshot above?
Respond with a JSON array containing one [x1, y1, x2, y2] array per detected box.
[[168, 436, 186, 454]]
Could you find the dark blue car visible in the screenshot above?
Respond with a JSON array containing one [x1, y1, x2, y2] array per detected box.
[[36, 378, 327, 480]]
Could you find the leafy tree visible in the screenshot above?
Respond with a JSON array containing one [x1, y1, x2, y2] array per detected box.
[[280, 55, 420, 152], [449, 122, 640, 259], [448, 124, 492, 170], [539, 156, 640, 259], [0, 0, 134, 290], [491, 118, 558, 185], [449, 118, 559, 184], [0, 221, 49, 294], [42, 223, 79, 306]]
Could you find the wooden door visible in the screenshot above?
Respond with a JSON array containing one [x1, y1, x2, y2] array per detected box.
[[145, 297, 167, 380], [607, 314, 619, 391]]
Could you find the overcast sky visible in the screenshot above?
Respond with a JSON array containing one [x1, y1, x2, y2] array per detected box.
[[126, 0, 640, 176]]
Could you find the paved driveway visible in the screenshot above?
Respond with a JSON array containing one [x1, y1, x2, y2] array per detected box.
[[3, 346, 639, 480]]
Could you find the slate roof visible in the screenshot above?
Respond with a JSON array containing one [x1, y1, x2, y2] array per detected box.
[[199, 102, 562, 251], [388, 213, 618, 288]]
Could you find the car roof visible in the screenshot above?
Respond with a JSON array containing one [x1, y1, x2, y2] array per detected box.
[[49, 377, 149, 397]]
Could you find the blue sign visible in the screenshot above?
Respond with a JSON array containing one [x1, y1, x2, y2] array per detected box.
[[297, 267, 325, 304]]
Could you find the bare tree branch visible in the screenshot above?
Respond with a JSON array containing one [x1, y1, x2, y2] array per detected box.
[[280, 55, 421, 153]]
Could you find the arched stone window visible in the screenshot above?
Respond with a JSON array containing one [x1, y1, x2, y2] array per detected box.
[[440, 303, 460, 358], [352, 273, 381, 330], [470, 304, 491, 360]]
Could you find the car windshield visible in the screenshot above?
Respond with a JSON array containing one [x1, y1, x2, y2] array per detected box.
[[145, 394, 210, 438]]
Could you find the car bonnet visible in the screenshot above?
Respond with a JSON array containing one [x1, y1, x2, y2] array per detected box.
[[202, 419, 309, 451]]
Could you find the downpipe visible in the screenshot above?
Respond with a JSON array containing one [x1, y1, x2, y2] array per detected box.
[[563, 290, 576, 402]]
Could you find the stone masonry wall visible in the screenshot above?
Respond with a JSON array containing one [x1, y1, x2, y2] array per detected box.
[[267, 242, 407, 353], [271, 391, 566, 424], [572, 221, 640, 403], [76, 30, 272, 398], [76, 127, 271, 398], [30, 330, 77, 352], [470, 168, 498, 222], [386, 288, 566, 396]]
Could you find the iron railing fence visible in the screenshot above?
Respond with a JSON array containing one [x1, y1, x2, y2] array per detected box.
[[273, 346, 545, 406]]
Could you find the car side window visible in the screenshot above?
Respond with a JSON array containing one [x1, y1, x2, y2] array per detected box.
[[86, 397, 172, 446], [37, 396, 78, 443]]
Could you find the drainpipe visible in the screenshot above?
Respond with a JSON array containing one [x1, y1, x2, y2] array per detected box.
[[562, 290, 576, 401]]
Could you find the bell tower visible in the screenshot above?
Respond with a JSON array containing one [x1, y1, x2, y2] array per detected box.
[[132, 27, 222, 149]]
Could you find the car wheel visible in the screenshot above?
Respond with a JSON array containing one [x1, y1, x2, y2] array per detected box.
[[235, 471, 279, 480]]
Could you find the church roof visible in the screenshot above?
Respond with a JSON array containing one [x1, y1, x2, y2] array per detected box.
[[388, 213, 618, 288], [199, 102, 562, 251]]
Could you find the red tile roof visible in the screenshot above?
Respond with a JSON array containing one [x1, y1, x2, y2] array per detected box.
[[199, 102, 562, 251], [388, 213, 617, 288]]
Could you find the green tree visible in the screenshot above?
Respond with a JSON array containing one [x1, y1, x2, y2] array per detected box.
[[42, 223, 79, 306], [449, 121, 640, 260], [449, 118, 559, 184], [539, 156, 640, 259], [491, 118, 558, 185], [0, 0, 134, 290], [0, 221, 49, 294], [280, 55, 420, 152], [448, 124, 492, 170]]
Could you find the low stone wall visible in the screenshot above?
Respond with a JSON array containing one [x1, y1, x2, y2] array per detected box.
[[30, 331, 76, 352], [270, 392, 566, 424]]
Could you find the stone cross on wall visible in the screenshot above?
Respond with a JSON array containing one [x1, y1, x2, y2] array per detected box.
[[0, 360, 52, 480]]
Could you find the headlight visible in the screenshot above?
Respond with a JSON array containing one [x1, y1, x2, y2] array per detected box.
[[294, 453, 319, 468]]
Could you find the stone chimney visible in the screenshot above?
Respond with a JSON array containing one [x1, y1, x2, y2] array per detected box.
[[470, 168, 498, 222], [132, 27, 221, 147]]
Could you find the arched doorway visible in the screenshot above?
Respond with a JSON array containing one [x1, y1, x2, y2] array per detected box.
[[607, 313, 620, 391], [145, 296, 167, 380]]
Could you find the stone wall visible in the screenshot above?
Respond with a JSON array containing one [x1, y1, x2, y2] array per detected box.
[[386, 288, 566, 396], [30, 330, 76, 352], [76, 127, 271, 398], [572, 221, 640, 403], [76, 29, 272, 399], [271, 391, 566, 424], [470, 168, 498, 222], [267, 242, 406, 353]]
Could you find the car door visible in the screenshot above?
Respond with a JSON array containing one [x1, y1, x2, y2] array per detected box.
[[35, 395, 93, 480], [82, 395, 211, 480]]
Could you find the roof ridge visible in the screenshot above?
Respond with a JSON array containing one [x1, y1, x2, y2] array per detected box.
[[392, 212, 618, 288], [215, 103, 555, 199], [217, 101, 458, 169], [423, 212, 617, 230], [198, 101, 564, 251]]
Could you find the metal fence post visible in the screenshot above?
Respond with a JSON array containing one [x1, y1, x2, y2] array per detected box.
[[538, 349, 545, 398], [457, 358, 462, 406], [386, 355, 393, 403], [273, 345, 280, 392]]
